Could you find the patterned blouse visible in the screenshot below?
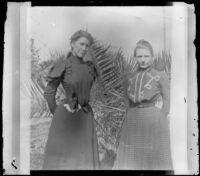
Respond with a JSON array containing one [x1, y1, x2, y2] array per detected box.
[[44, 54, 97, 114], [127, 66, 170, 116]]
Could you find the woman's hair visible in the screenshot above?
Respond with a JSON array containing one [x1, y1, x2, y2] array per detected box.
[[134, 39, 154, 57], [70, 30, 94, 45]]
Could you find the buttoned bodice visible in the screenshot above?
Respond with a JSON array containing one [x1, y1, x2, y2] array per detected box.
[[127, 66, 170, 115], [44, 54, 97, 113]]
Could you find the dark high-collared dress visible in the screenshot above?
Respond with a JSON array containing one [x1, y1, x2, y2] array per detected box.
[[113, 66, 173, 170], [42, 54, 99, 170]]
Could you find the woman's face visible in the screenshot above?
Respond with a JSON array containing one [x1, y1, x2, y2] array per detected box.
[[135, 48, 153, 69], [71, 37, 90, 58]]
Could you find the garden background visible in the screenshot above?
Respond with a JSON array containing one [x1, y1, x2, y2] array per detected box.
[[18, 6, 190, 172]]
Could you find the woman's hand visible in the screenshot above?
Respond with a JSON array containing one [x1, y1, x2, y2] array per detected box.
[[64, 104, 75, 113], [64, 103, 81, 113]]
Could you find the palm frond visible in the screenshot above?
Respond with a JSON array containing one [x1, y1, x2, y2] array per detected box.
[[29, 37, 172, 167]]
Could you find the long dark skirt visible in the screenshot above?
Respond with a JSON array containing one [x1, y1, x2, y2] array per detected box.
[[113, 107, 173, 170], [42, 102, 99, 170]]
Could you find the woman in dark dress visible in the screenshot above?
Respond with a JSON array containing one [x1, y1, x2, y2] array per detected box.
[[113, 40, 173, 170], [42, 30, 99, 170]]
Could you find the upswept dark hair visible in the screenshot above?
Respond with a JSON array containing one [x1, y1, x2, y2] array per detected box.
[[70, 30, 94, 45]]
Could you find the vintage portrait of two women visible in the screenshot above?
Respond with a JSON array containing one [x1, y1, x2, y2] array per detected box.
[[3, 2, 198, 175]]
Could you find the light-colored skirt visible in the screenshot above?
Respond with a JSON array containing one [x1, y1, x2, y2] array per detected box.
[[113, 107, 173, 170]]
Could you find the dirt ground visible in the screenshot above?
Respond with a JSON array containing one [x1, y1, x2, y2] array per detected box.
[[30, 118, 52, 170]]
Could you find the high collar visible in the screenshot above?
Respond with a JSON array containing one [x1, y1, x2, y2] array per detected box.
[[137, 64, 153, 73], [69, 54, 84, 64]]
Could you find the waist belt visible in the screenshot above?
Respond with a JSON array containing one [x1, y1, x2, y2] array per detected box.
[[129, 101, 155, 108], [63, 101, 92, 113]]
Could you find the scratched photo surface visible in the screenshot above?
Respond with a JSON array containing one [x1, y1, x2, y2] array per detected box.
[[3, 3, 198, 175]]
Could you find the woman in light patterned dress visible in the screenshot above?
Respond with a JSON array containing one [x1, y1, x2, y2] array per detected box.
[[113, 40, 173, 170]]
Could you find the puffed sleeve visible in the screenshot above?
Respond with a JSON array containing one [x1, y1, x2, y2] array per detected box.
[[86, 61, 98, 81], [45, 59, 66, 81], [44, 59, 66, 114], [159, 71, 170, 117], [93, 66, 99, 81]]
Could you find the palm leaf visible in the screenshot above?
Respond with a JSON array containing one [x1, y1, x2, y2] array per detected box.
[[29, 37, 172, 167]]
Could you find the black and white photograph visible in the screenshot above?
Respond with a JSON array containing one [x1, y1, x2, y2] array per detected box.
[[3, 2, 198, 175]]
